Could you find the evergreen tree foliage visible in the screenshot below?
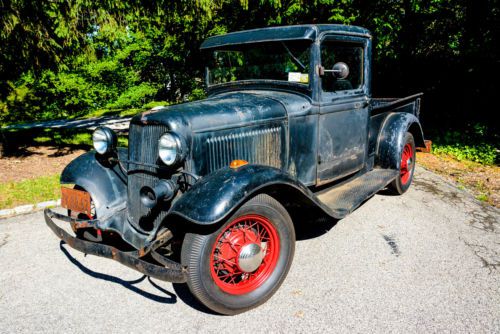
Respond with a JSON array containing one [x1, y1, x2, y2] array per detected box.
[[0, 0, 498, 141]]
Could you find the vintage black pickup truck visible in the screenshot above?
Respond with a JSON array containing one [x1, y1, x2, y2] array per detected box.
[[45, 24, 425, 314]]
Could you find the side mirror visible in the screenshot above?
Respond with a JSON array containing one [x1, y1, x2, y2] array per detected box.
[[332, 62, 349, 79]]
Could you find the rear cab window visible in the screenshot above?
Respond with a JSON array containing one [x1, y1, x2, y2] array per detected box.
[[320, 40, 364, 94]]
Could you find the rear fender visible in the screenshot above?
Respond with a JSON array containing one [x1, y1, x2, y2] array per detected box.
[[376, 113, 425, 170], [60, 148, 127, 218], [169, 164, 337, 225]]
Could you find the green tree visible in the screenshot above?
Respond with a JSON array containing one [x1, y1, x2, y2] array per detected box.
[[0, 0, 498, 146]]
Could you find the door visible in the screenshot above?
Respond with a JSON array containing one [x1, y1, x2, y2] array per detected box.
[[317, 39, 369, 183]]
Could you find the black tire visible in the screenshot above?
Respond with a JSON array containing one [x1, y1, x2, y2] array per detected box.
[[388, 132, 416, 195], [181, 194, 295, 315]]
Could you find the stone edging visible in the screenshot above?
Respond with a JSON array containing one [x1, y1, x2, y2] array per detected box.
[[0, 199, 61, 219]]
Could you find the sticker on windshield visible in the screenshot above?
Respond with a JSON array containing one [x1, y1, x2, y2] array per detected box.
[[288, 72, 309, 83]]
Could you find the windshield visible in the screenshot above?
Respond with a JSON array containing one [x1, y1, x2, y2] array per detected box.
[[205, 40, 311, 87]]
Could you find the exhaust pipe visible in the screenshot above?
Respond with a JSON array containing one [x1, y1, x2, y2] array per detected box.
[[140, 180, 177, 208]]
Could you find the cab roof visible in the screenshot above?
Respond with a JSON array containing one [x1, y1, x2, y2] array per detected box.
[[200, 24, 371, 49]]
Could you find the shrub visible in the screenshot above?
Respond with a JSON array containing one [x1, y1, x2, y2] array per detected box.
[[107, 83, 159, 109], [432, 126, 498, 165], [142, 100, 170, 109], [433, 143, 497, 165]]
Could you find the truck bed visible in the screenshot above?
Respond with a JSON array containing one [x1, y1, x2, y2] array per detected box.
[[372, 93, 423, 116]]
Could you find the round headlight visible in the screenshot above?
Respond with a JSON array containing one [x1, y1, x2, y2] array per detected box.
[[159, 132, 185, 165], [92, 127, 116, 155]]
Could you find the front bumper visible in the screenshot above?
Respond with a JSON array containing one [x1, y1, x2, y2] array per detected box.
[[44, 208, 187, 283]]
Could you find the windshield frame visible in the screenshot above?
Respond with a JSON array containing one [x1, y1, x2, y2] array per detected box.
[[203, 40, 315, 95]]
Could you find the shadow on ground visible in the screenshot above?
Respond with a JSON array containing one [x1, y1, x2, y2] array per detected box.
[[59, 241, 220, 314], [172, 283, 220, 315], [294, 215, 339, 241], [59, 241, 177, 304]]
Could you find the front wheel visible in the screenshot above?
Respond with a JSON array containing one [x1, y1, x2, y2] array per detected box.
[[181, 194, 295, 315], [388, 132, 416, 194]]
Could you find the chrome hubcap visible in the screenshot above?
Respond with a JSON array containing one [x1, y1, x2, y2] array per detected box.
[[237, 243, 265, 273]]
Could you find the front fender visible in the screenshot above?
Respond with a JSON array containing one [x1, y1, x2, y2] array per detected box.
[[169, 164, 332, 225], [60, 148, 127, 218], [376, 113, 425, 170]]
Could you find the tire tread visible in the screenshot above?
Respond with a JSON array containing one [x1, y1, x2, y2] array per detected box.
[[181, 193, 294, 315]]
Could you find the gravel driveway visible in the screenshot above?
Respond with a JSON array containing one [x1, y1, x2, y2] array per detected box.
[[3, 115, 131, 131], [0, 166, 499, 333]]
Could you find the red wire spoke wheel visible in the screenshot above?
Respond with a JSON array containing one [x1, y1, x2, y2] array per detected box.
[[181, 194, 295, 315], [388, 132, 416, 194], [400, 143, 413, 185], [209, 214, 280, 295]]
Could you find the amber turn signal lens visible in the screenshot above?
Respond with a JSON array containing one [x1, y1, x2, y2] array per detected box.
[[230, 159, 249, 169]]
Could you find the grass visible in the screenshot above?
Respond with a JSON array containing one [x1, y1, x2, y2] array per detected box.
[[31, 129, 93, 148], [476, 193, 489, 202], [34, 130, 129, 147], [83, 107, 143, 119], [5, 127, 93, 148], [0, 128, 128, 211], [0, 174, 60, 209]]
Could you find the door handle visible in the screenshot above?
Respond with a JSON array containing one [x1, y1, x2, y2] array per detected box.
[[354, 100, 369, 109]]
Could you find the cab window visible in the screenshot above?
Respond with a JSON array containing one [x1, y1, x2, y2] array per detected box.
[[320, 41, 364, 92]]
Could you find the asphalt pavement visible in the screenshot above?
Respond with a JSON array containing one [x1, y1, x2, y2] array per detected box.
[[0, 166, 499, 333], [3, 115, 131, 131]]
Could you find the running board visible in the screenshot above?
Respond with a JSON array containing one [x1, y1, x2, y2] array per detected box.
[[316, 169, 398, 218]]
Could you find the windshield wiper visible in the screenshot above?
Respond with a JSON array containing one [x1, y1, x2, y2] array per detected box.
[[281, 42, 306, 70]]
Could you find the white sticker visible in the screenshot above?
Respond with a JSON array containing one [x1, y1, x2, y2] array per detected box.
[[288, 72, 301, 82], [288, 72, 309, 83]]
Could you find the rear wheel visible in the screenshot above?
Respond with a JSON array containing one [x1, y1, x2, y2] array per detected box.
[[388, 132, 416, 194], [181, 194, 295, 315]]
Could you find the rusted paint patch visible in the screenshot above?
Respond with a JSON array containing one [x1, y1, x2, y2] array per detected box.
[[417, 140, 432, 153], [61, 187, 92, 217]]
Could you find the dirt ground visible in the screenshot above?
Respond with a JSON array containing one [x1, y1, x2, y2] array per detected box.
[[0, 146, 86, 183], [417, 152, 500, 208]]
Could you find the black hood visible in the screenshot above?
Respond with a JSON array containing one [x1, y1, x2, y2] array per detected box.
[[133, 91, 292, 133]]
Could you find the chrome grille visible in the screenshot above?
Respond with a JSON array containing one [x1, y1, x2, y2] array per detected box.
[[128, 124, 168, 166], [206, 127, 282, 173], [127, 123, 169, 232]]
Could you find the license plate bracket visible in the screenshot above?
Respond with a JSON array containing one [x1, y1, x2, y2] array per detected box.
[[61, 187, 92, 217]]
